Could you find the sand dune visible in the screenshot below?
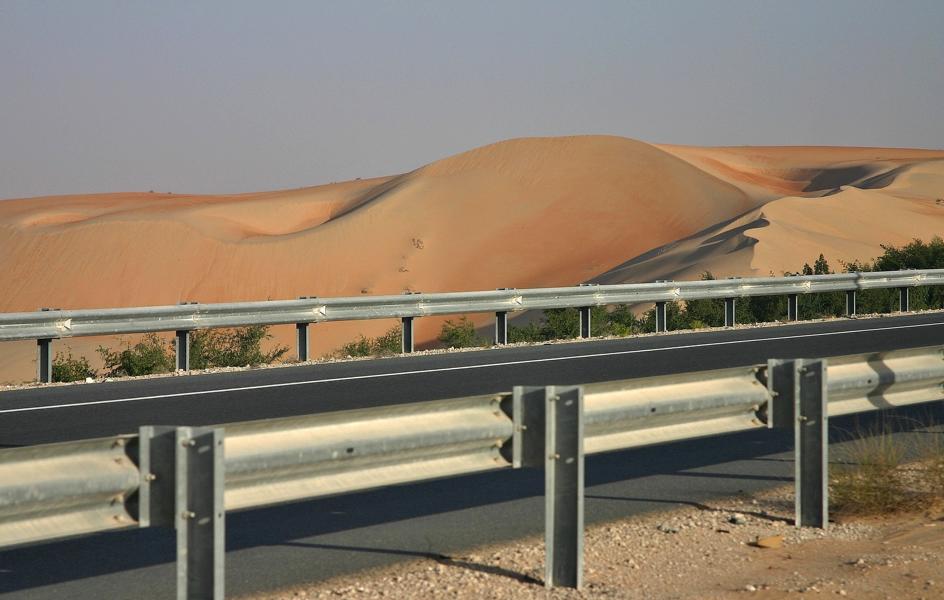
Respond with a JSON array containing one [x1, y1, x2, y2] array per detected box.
[[1, 136, 943, 383]]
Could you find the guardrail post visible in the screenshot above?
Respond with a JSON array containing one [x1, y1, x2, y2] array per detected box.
[[544, 385, 584, 588], [401, 317, 414, 353], [137, 426, 177, 528], [511, 385, 584, 589], [175, 330, 190, 371], [578, 307, 591, 339], [176, 426, 225, 600], [296, 323, 310, 362], [787, 294, 798, 321], [724, 298, 736, 327], [37, 338, 53, 383], [899, 287, 910, 312], [795, 359, 828, 529], [767, 359, 829, 528], [495, 311, 508, 345], [654, 301, 667, 333], [845, 290, 856, 317]]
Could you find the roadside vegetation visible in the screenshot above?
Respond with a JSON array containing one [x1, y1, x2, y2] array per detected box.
[[50, 326, 287, 380], [50, 238, 944, 378], [830, 415, 944, 516], [51, 350, 97, 383], [336, 326, 402, 358]]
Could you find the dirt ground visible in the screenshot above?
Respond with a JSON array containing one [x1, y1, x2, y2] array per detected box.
[[244, 485, 944, 600]]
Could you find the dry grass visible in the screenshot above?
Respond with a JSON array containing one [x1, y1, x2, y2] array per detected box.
[[830, 415, 944, 517]]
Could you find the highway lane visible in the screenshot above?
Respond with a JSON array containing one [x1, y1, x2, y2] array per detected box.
[[2, 312, 943, 446], [1, 313, 943, 598]]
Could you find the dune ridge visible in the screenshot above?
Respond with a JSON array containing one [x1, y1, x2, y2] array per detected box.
[[1, 136, 944, 383]]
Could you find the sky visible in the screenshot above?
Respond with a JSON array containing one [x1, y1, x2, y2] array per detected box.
[[1, 0, 943, 200]]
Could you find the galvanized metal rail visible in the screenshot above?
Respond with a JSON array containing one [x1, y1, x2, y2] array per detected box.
[[1, 345, 943, 598], [2, 268, 942, 382]]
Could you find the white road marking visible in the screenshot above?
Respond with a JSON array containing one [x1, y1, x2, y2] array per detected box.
[[2, 321, 942, 415]]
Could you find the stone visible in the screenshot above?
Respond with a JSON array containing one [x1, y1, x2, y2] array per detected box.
[[754, 535, 784, 549]]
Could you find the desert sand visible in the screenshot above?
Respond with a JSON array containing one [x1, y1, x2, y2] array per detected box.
[[1, 136, 943, 383]]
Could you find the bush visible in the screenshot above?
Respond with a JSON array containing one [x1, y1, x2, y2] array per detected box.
[[97, 326, 287, 376], [52, 351, 96, 382], [98, 333, 175, 377], [439, 317, 486, 348], [338, 335, 374, 357], [337, 326, 403, 357], [189, 326, 288, 369]]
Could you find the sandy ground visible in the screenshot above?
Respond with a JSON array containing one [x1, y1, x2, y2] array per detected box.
[[2, 136, 944, 383], [242, 485, 944, 600]]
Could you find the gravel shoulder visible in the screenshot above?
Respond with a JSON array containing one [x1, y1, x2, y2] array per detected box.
[[242, 485, 944, 600]]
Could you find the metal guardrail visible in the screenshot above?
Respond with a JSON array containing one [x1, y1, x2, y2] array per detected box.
[[2, 345, 943, 597], [2, 268, 942, 382]]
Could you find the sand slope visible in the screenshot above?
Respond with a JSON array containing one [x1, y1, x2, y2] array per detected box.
[[2, 136, 944, 383]]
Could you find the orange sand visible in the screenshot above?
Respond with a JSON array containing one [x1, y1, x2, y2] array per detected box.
[[1, 136, 943, 383]]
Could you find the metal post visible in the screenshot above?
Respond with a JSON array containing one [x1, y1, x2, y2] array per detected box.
[[899, 287, 910, 312], [176, 426, 225, 600], [37, 338, 53, 383], [795, 359, 828, 529], [845, 290, 856, 317], [495, 311, 508, 345], [578, 307, 591, 339], [724, 298, 736, 327], [175, 330, 190, 371], [510, 385, 584, 589], [655, 301, 667, 333], [296, 323, 309, 362], [136, 425, 177, 528], [787, 294, 798, 321], [401, 317, 414, 353], [545, 385, 584, 588]]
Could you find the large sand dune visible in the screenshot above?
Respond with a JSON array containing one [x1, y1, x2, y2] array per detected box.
[[2, 136, 943, 383]]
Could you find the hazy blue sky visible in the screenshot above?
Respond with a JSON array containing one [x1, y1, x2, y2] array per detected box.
[[2, 1, 942, 199]]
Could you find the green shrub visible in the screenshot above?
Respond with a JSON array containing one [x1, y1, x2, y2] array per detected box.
[[339, 335, 374, 357], [372, 327, 403, 355], [508, 322, 543, 343], [98, 333, 175, 377], [189, 326, 288, 369], [439, 317, 486, 348], [52, 351, 96, 382], [336, 326, 402, 357]]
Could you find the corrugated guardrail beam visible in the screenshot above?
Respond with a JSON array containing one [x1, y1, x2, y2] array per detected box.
[[582, 366, 770, 454], [1, 269, 942, 343], [223, 393, 514, 511], [0, 435, 139, 548]]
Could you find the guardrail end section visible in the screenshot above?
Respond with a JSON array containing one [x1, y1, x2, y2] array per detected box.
[[176, 426, 225, 600], [136, 426, 178, 528]]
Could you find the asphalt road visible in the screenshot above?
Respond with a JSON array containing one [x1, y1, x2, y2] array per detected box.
[[1, 313, 943, 598], [2, 312, 943, 446]]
